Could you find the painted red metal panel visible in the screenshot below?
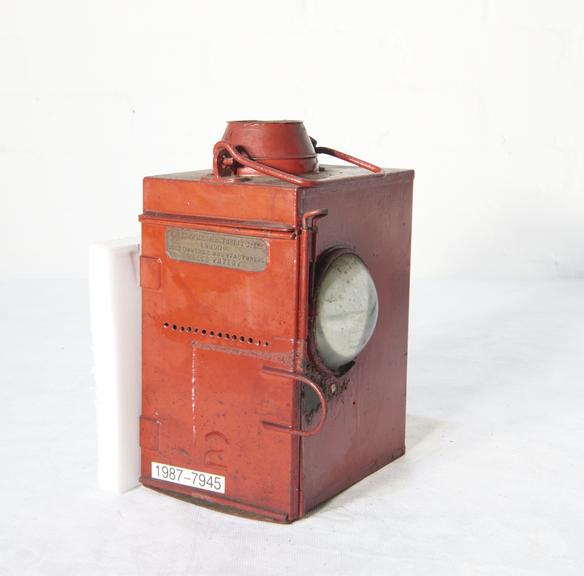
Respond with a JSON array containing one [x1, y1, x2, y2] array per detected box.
[[140, 216, 302, 520], [299, 172, 414, 513], [143, 175, 299, 226]]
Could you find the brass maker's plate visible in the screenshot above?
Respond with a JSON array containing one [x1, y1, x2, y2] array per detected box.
[[166, 227, 267, 272]]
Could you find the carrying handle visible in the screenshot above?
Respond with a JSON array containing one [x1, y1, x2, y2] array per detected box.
[[260, 365, 327, 437], [213, 139, 382, 187], [311, 135, 383, 175]]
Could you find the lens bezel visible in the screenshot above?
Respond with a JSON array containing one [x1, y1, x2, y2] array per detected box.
[[309, 247, 378, 376]]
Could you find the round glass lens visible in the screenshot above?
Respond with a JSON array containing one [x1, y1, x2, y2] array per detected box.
[[314, 253, 378, 371]]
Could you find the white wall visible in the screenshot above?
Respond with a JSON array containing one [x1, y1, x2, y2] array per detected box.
[[1, 0, 582, 280]]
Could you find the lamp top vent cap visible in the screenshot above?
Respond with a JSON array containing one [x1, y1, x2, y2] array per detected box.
[[212, 120, 384, 185], [221, 120, 316, 162]]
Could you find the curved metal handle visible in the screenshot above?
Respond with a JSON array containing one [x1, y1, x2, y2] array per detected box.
[[213, 140, 382, 187], [315, 146, 382, 174], [260, 365, 327, 437], [213, 141, 315, 186]]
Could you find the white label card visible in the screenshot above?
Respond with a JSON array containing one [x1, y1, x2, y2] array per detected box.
[[151, 461, 225, 494]]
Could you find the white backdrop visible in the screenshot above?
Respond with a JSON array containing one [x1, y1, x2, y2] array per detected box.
[[1, 0, 583, 280], [2, 3, 584, 575]]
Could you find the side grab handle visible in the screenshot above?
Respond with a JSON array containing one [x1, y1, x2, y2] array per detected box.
[[260, 365, 327, 437]]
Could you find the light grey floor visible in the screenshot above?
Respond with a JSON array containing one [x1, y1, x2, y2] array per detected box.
[[1, 279, 582, 575]]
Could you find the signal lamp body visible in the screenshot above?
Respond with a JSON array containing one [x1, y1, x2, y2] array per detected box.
[[139, 120, 414, 522]]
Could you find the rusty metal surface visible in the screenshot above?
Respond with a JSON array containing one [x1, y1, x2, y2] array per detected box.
[[140, 121, 413, 522]]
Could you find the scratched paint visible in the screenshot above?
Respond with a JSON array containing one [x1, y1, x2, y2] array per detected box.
[[191, 349, 197, 439]]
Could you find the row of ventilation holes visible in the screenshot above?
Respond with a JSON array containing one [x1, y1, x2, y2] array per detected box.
[[163, 322, 270, 347]]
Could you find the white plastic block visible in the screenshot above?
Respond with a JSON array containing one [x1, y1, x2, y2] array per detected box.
[[89, 239, 141, 493]]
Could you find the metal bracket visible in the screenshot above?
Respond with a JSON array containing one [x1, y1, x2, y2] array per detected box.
[[301, 208, 329, 231], [260, 365, 327, 437]]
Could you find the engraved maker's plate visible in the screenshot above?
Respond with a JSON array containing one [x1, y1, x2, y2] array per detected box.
[[166, 227, 268, 272]]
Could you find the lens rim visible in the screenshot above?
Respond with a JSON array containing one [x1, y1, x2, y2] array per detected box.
[[309, 247, 378, 376]]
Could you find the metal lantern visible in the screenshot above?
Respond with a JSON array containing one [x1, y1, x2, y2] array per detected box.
[[139, 120, 414, 522]]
